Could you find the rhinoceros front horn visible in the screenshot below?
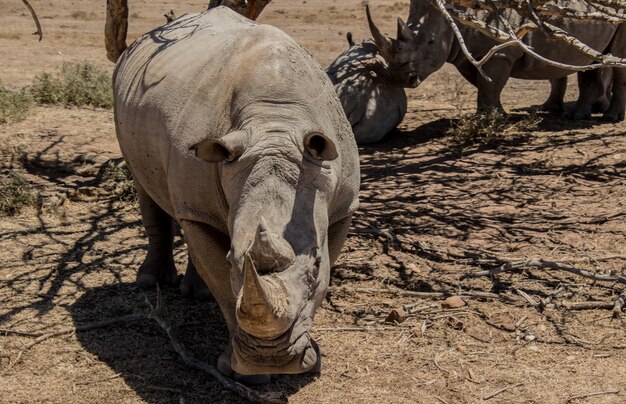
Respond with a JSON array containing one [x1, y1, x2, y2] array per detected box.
[[237, 253, 293, 338], [366, 4, 393, 56]]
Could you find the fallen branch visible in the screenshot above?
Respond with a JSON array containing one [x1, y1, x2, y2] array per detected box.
[[4, 313, 146, 373], [145, 291, 286, 404], [0, 328, 43, 337], [566, 389, 620, 403], [559, 301, 614, 310], [462, 258, 626, 286], [327, 286, 501, 300], [315, 326, 409, 332]]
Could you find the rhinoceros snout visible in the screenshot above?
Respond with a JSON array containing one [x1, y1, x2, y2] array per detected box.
[[407, 73, 420, 88]]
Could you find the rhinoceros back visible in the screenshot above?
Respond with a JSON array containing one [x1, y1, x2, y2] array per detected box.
[[114, 7, 359, 233]]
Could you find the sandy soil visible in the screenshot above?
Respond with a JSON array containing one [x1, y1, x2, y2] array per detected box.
[[1, 1, 625, 403]]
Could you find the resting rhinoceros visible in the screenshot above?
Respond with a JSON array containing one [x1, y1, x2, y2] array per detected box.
[[112, 7, 359, 378], [367, 0, 625, 121], [326, 30, 408, 144]]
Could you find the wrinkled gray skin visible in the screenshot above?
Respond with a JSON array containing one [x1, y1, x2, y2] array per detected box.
[[369, 0, 625, 121], [113, 7, 359, 379], [326, 34, 407, 144]]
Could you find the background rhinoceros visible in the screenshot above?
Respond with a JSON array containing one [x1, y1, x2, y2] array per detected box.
[[113, 6, 359, 379], [326, 30, 408, 144], [368, 0, 625, 121]]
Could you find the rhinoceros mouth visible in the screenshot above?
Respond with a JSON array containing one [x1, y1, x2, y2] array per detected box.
[[230, 326, 320, 375]]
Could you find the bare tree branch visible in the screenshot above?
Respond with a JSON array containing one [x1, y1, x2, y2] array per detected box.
[[21, 0, 42, 41], [423, 0, 626, 72]]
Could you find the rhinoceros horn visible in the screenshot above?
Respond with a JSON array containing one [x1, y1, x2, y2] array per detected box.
[[249, 217, 296, 272], [396, 17, 414, 42], [237, 253, 293, 338], [366, 4, 394, 57]]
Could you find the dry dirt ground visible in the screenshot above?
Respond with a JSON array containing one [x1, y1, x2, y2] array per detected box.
[[1, 1, 626, 403]]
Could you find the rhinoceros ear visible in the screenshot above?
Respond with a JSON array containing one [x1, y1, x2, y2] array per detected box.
[[304, 132, 338, 161], [396, 17, 414, 42], [192, 130, 247, 163]]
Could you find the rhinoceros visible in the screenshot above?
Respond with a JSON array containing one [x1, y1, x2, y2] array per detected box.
[[326, 30, 408, 144], [112, 7, 360, 378], [366, 0, 625, 121]]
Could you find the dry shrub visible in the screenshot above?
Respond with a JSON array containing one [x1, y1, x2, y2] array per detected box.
[[447, 110, 541, 145], [30, 62, 113, 108], [99, 158, 137, 202], [0, 86, 33, 124], [0, 171, 39, 216]]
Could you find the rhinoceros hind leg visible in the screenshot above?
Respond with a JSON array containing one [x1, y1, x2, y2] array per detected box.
[[180, 252, 213, 301], [541, 77, 566, 113], [135, 184, 178, 289], [603, 68, 625, 122], [568, 70, 606, 120]]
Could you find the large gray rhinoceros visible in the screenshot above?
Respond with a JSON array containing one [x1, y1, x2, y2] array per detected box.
[[113, 7, 360, 378], [368, 0, 625, 121], [326, 31, 408, 144]]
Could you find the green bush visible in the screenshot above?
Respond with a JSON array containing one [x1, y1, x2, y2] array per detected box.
[[31, 61, 113, 108], [0, 172, 39, 216], [0, 86, 33, 124]]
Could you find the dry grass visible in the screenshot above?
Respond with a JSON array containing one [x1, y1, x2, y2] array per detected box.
[[99, 158, 137, 202], [446, 110, 542, 145], [30, 61, 113, 109], [0, 86, 33, 124], [0, 171, 38, 216]]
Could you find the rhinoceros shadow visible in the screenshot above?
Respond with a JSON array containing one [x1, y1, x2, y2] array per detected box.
[[70, 283, 316, 403]]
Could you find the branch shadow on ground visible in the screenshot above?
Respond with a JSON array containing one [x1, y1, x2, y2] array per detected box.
[[334, 114, 626, 294]]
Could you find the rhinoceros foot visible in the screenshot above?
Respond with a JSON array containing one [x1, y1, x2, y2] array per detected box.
[[217, 352, 271, 385], [602, 110, 625, 123], [591, 98, 611, 114], [136, 252, 178, 289], [566, 110, 592, 121], [180, 258, 212, 301], [540, 100, 565, 114]]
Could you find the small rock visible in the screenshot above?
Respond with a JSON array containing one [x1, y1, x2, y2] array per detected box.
[[385, 308, 407, 324], [442, 296, 466, 309]]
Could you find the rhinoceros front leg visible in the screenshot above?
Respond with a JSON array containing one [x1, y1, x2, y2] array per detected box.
[[179, 219, 271, 384], [180, 251, 212, 301], [475, 59, 512, 113], [542, 77, 567, 113], [135, 183, 178, 289]]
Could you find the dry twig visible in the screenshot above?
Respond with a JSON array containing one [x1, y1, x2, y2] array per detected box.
[[566, 389, 620, 402], [328, 286, 501, 300], [144, 291, 286, 404], [483, 382, 524, 400]]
